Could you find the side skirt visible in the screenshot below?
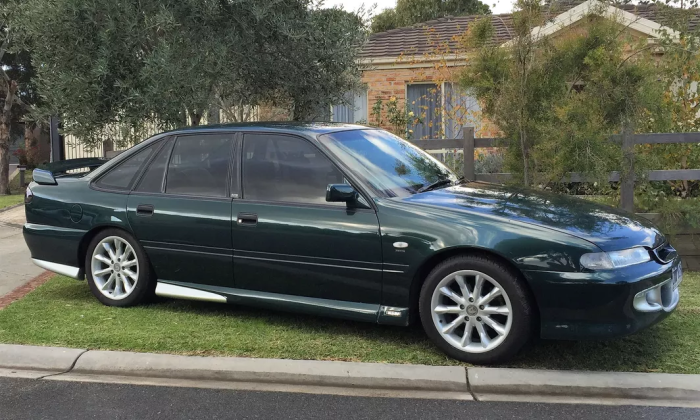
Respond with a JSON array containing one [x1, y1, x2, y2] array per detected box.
[[154, 280, 409, 326]]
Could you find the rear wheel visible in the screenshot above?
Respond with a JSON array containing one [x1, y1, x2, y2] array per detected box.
[[85, 229, 154, 307], [419, 255, 534, 364]]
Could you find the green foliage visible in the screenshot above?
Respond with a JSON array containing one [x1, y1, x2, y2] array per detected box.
[[370, 8, 400, 33], [636, 1, 700, 200], [371, 98, 384, 127], [460, 0, 662, 186], [13, 0, 367, 148], [370, 0, 490, 33], [370, 97, 421, 139]]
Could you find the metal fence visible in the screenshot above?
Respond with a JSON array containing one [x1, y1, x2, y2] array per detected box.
[[410, 127, 700, 212]]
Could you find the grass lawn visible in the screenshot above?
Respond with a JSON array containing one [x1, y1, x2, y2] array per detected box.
[[0, 194, 23, 210], [0, 272, 698, 374], [0, 171, 33, 210]]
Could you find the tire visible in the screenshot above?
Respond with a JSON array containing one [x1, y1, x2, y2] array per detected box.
[[418, 254, 534, 364], [85, 228, 155, 307]]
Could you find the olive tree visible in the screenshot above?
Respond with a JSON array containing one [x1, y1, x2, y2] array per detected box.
[[0, 0, 39, 195], [13, 0, 367, 149]]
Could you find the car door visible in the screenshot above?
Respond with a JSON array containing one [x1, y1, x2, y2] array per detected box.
[[232, 132, 382, 304], [127, 133, 236, 287]]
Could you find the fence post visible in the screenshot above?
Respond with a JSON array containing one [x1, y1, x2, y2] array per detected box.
[[620, 132, 635, 212], [463, 126, 475, 181], [102, 139, 114, 158]]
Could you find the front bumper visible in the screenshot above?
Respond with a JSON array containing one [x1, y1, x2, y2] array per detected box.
[[525, 256, 682, 340]]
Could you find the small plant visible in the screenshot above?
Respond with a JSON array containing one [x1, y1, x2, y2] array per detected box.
[[13, 145, 40, 169], [475, 150, 504, 174], [371, 98, 383, 127], [13, 148, 28, 166], [372, 96, 422, 139]]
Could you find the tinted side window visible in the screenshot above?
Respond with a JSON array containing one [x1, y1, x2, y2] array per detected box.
[[95, 143, 158, 191], [165, 134, 233, 197], [136, 138, 174, 193], [242, 134, 344, 205]]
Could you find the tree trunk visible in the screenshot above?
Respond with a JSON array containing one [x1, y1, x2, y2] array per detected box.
[[519, 127, 529, 186], [0, 125, 9, 195], [0, 80, 17, 195], [189, 111, 202, 126], [207, 105, 220, 125], [24, 122, 37, 168]]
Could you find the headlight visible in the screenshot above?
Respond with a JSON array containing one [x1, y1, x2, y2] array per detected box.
[[580, 247, 651, 270]]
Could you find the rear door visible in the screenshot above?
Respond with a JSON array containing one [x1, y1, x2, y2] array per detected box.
[[127, 133, 236, 287], [231, 133, 383, 304]]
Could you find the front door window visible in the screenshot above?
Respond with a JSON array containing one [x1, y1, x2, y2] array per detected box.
[[241, 133, 345, 205]]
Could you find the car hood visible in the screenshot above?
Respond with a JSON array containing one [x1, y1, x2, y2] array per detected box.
[[399, 182, 664, 252]]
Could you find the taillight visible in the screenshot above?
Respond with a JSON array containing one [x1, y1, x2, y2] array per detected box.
[[25, 187, 33, 204]]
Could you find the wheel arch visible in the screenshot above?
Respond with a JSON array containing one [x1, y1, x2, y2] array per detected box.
[[408, 246, 540, 327]]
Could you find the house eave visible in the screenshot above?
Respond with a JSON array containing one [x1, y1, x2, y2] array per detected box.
[[358, 53, 469, 70]]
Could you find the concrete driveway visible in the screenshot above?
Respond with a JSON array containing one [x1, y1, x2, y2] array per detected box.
[[0, 205, 44, 297]]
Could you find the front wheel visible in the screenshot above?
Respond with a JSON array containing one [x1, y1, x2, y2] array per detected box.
[[85, 229, 154, 307], [419, 255, 534, 364]]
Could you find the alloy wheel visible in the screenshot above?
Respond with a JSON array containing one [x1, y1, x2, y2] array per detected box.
[[430, 270, 513, 353], [91, 236, 139, 300]]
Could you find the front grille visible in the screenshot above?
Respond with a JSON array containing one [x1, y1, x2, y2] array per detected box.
[[653, 242, 678, 264]]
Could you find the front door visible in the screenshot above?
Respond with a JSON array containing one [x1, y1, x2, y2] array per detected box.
[[232, 133, 382, 304], [127, 133, 235, 287]]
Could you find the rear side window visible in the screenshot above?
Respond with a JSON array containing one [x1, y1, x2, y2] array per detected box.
[[242, 134, 344, 205], [135, 138, 174, 193], [165, 134, 233, 197], [95, 143, 158, 191]]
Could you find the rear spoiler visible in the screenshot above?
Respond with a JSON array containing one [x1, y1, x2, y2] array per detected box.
[[33, 158, 108, 185]]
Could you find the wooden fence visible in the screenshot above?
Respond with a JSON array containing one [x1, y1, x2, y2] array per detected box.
[[411, 127, 700, 212]]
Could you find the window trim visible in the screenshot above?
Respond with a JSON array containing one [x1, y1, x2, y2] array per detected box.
[[159, 133, 236, 200], [131, 137, 175, 194], [91, 138, 167, 194], [239, 132, 373, 210]]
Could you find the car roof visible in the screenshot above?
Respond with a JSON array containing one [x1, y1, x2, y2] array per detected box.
[[164, 122, 368, 137]]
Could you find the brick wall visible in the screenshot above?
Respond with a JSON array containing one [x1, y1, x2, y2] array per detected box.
[[362, 66, 448, 131]]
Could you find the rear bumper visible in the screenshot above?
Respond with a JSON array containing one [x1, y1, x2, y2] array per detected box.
[[23, 223, 85, 279], [525, 257, 681, 340]]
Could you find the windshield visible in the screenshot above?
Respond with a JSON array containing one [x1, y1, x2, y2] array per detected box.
[[319, 129, 458, 198]]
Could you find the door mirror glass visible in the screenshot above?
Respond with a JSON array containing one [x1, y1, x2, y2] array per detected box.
[[326, 184, 358, 203]]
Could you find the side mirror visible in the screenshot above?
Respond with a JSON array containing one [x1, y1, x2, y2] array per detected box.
[[326, 184, 358, 203]]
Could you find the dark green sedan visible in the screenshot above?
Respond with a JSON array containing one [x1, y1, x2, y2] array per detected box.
[[24, 123, 682, 363]]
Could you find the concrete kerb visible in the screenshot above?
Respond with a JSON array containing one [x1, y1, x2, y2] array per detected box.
[[468, 367, 700, 405], [64, 350, 470, 398], [0, 344, 87, 379], [2, 344, 700, 405]]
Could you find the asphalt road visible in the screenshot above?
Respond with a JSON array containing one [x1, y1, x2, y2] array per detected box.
[[1, 377, 698, 420]]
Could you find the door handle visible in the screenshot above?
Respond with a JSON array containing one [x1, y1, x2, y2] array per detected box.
[[136, 204, 155, 217], [237, 213, 258, 226]]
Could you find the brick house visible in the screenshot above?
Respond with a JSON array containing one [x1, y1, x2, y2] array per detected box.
[[331, 0, 698, 140]]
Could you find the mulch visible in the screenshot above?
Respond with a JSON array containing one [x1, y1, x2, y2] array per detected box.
[[0, 271, 53, 310]]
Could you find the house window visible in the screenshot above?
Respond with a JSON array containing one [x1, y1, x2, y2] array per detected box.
[[407, 84, 441, 139], [444, 82, 481, 139], [331, 90, 368, 123]]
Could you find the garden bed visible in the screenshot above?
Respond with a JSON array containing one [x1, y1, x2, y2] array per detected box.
[[0, 273, 698, 373]]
